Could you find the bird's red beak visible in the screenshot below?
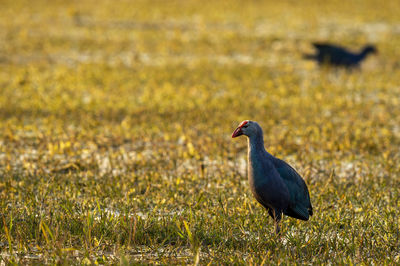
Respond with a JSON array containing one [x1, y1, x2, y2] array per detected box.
[[231, 127, 243, 138]]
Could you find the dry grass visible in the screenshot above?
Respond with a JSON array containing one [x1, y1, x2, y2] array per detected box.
[[1, 0, 400, 264]]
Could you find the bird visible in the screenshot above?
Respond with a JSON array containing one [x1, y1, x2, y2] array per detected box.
[[304, 43, 377, 68], [232, 120, 313, 234]]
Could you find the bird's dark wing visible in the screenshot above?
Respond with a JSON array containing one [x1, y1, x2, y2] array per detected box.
[[313, 42, 334, 49], [312, 43, 350, 56], [273, 158, 313, 220], [310, 43, 361, 66]]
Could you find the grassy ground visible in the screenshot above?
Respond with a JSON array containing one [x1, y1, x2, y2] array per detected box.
[[1, 0, 400, 264]]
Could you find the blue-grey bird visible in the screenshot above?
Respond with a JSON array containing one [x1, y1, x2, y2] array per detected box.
[[304, 43, 377, 68], [232, 120, 313, 234]]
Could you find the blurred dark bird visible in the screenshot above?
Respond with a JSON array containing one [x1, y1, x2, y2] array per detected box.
[[304, 43, 377, 68], [232, 120, 313, 234]]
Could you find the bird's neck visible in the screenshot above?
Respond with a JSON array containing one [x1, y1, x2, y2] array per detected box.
[[248, 133, 266, 155], [358, 49, 371, 59], [247, 133, 274, 187]]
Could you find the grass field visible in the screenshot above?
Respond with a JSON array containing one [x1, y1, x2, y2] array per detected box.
[[1, 0, 400, 264]]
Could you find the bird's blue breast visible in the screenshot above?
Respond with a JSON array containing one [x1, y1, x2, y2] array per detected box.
[[248, 150, 275, 188]]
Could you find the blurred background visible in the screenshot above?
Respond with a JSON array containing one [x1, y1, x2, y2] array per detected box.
[[1, 0, 400, 264]]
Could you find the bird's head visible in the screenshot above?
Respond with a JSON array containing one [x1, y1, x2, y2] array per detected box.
[[363, 45, 377, 55], [232, 120, 262, 138]]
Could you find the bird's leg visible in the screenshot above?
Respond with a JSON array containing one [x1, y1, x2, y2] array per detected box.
[[273, 210, 282, 235]]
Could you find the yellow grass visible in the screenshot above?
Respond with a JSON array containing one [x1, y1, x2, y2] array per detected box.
[[0, 0, 399, 264]]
